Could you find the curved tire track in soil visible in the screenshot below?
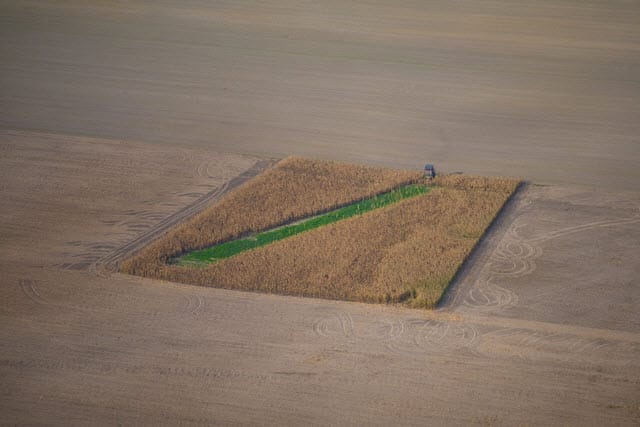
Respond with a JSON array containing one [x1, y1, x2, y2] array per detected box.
[[312, 311, 479, 355], [442, 186, 640, 313], [94, 159, 274, 274], [313, 312, 400, 344], [384, 318, 479, 355], [475, 326, 640, 366], [437, 183, 528, 310], [311, 309, 638, 367], [528, 216, 640, 244]]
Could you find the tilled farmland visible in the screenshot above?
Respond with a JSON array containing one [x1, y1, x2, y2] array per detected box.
[[2, 0, 640, 425], [122, 160, 519, 307]]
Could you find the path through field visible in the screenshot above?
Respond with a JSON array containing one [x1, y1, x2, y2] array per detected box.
[[2, 131, 639, 424], [1, 0, 640, 424]]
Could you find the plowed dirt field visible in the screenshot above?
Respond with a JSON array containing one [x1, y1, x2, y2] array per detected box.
[[2, 0, 639, 424]]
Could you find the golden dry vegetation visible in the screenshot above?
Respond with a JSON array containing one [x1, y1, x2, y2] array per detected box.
[[122, 158, 519, 308], [121, 157, 423, 275]]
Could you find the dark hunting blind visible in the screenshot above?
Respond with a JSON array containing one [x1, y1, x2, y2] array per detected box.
[[424, 164, 436, 178]]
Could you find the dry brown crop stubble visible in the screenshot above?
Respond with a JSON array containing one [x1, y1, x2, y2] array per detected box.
[[121, 157, 423, 276], [122, 158, 519, 308]]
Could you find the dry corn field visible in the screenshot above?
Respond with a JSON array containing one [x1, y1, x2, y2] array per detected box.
[[121, 157, 421, 270], [5, 2, 640, 423], [122, 159, 519, 308]]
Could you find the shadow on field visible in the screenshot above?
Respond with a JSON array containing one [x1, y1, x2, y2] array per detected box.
[[436, 182, 529, 310]]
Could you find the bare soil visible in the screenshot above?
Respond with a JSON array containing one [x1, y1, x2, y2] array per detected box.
[[2, 0, 639, 191], [2, 0, 640, 424], [122, 156, 518, 307], [2, 132, 639, 425], [121, 156, 422, 277]]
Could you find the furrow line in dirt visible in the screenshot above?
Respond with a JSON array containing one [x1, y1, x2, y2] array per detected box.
[[95, 159, 275, 271]]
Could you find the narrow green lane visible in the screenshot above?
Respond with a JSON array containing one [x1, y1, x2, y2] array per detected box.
[[175, 183, 429, 266]]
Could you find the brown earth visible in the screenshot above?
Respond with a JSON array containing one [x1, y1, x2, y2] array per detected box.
[[120, 156, 518, 307], [124, 168, 518, 308], [2, 0, 640, 425], [2, 0, 639, 191], [2, 131, 639, 425], [121, 156, 423, 275]]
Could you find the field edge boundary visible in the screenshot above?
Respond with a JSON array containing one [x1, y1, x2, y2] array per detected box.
[[93, 158, 278, 275], [436, 181, 528, 310]]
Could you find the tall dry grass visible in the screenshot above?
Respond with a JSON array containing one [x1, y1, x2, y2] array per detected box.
[[121, 157, 422, 276], [122, 157, 519, 308]]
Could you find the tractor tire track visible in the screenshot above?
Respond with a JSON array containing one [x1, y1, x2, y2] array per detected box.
[[437, 183, 528, 310], [94, 159, 274, 273], [442, 187, 640, 313], [312, 311, 478, 356], [475, 326, 639, 367]]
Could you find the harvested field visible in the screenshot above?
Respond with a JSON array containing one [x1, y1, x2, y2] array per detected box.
[[121, 157, 422, 271], [123, 161, 519, 308], [4, 0, 640, 424], [2, 132, 640, 425]]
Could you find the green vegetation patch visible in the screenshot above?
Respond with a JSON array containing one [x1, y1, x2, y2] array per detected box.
[[176, 184, 429, 266]]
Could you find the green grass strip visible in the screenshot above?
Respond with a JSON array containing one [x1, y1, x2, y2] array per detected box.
[[176, 183, 429, 266]]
